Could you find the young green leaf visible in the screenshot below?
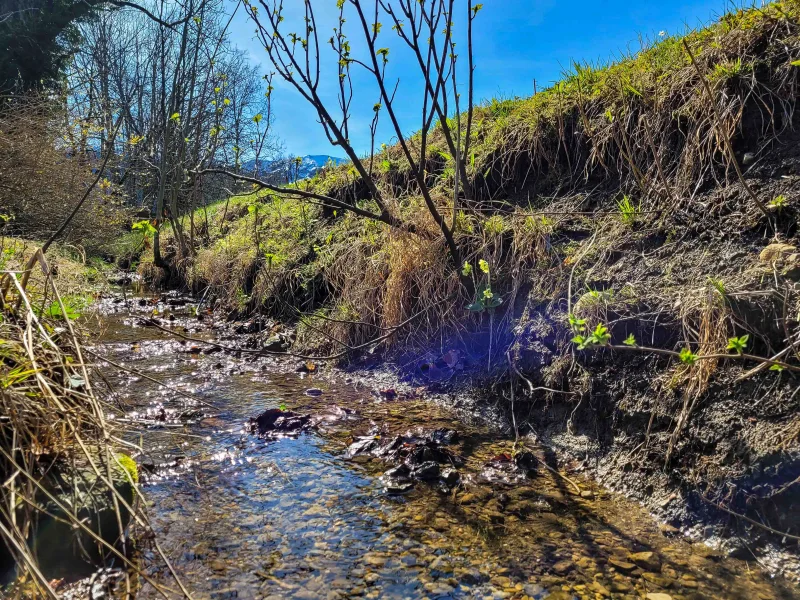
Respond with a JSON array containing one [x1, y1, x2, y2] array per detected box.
[[623, 333, 636, 346], [726, 334, 749, 355], [571, 335, 588, 350], [591, 323, 611, 346], [679, 347, 698, 365], [131, 220, 157, 236], [568, 314, 587, 332]]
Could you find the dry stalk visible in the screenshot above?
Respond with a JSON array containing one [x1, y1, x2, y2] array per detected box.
[[0, 251, 192, 598]]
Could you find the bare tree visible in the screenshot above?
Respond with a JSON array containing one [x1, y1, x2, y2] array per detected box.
[[67, 0, 281, 276], [199, 0, 481, 283]]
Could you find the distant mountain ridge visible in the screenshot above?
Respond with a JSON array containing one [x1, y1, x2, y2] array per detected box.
[[241, 155, 347, 182]]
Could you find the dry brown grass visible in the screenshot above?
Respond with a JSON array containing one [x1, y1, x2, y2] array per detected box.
[[0, 249, 189, 599]]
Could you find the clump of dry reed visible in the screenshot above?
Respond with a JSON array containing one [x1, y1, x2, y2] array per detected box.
[[0, 250, 188, 599]]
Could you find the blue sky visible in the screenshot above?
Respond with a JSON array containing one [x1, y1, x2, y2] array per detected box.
[[229, 0, 742, 157]]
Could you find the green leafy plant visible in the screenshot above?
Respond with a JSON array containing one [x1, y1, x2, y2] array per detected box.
[[42, 294, 90, 321], [568, 313, 587, 332], [727, 334, 749, 355], [484, 215, 505, 236], [131, 219, 157, 237], [769, 194, 787, 209], [464, 260, 502, 312], [679, 347, 699, 365], [707, 276, 726, 297], [466, 283, 502, 312], [617, 195, 640, 226], [571, 323, 611, 350], [623, 333, 637, 346], [710, 57, 751, 82]]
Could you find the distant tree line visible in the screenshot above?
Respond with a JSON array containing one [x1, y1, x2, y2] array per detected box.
[[0, 0, 283, 271]]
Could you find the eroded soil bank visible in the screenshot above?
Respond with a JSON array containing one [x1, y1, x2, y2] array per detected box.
[[65, 290, 800, 599]]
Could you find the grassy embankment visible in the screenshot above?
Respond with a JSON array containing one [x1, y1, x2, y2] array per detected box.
[[140, 1, 800, 544], [147, 1, 800, 359]]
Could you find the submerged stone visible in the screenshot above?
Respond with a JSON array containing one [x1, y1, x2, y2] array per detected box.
[[629, 551, 661, 571]]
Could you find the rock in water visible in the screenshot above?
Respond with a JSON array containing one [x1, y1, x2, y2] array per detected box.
[[628, 551, 661, 571], [250, 408, 310, 434], [440, 468, 460, 486], [427, 428, 459, 445], [380, 464, 413, 494], [411, 461, 440, 480], [346, 436, 378, 458]]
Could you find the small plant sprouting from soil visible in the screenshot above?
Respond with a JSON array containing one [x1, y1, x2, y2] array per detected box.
[[569, 314, 612, 351], [769, 194, 787, 210], [726, 334, 749, 355], [616, 195, 640, 227], [679, 347, 699, 365]]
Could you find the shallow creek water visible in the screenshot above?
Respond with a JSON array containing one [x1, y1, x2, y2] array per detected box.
[[91, 294, 798, 600]]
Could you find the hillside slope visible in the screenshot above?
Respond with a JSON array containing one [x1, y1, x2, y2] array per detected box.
[[143, 1, 800, 567]]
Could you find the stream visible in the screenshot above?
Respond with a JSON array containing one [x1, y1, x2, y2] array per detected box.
[[88, 291, 798, 600]]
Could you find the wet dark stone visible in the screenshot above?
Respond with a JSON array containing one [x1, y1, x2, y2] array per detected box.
[[346, 436, 378, 458], [480, 452, 537, 485], [385, 464, 411, 479], [441, 468, 460, 486], [250, 408, 310, 435], [373, 435, 405, 458], [273, 414, 311, 431], [383, 480, 414, 495], [381, 463, 414, 494], [345, 430, 461, 477], [234, 318, 269, 334], [513, 451, 538, 473], [406, 444, 437, 465], [411, 461, 440, 480], [262, 335, 288, 352], [427, 428, 459, 445], [304, 388, 324, 397]]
